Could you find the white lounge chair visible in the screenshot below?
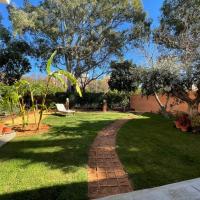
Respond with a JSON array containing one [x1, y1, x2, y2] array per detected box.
[[55, 104, 75, 115]]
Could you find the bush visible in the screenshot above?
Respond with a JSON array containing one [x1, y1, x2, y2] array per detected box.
[[20, 86, 131, 111], [68, 92, 105, 109], [66, 90, 131, 111], [106, 90, 130, 111], [191, 115, 200, 128], [175, 114, 191, 132]]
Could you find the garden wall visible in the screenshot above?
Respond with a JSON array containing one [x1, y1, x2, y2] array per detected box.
[[130, 94, 200, 114]]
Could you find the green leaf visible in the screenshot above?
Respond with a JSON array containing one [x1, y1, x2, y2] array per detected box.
[[75, 84, 82, 97], [52, 72, 67, 89], [56, 70, 77, 84], [46, 50, 57, 75], [56, 70, 82, 97], [132, 0, 143, 11]]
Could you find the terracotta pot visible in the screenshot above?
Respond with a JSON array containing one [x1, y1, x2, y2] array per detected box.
[[0, 124, 4, 134], [2, 127, 12, 134]]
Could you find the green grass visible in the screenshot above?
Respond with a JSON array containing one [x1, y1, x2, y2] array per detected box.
[[0, 112, 131, 200], [117, 113, 200, 190]]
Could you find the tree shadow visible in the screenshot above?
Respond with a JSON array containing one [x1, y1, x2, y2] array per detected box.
[[0, 119, 115, 172], [0, 182, 87, 200], [117, 113, 200, 190], [0, 115, 122, 200]]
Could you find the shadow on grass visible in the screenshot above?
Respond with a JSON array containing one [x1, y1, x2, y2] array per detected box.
[[0, 182, 87, 200], [117, 113, 200, 190], [0, 112, 134, 200], [0, 119, 115, 172]]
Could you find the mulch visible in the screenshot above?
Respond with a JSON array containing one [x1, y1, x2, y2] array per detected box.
[[12, 124, 49, 137]]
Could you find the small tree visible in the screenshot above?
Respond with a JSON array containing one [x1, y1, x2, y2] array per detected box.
[[154, 0, 200, 116], [14, 80, 30, 128], [37, 50, 82, 130]]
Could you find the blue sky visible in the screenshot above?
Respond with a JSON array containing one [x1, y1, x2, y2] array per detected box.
[[0, 0, 164, 76]]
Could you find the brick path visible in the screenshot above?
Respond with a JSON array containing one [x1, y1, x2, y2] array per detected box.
[[88, 119, 133, 199]]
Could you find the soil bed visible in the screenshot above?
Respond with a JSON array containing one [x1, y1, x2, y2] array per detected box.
[[12, 123, 49, 137]]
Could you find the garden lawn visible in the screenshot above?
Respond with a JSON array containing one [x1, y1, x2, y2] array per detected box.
[[117, 113, 200, 190], [0, 112, 131, 200]]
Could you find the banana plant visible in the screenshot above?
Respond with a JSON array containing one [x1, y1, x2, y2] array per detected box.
[[14, 80, 30, 128], [37, 50, 82, 130], [27, 83, 37, 125], [1, 85, 19, 125]]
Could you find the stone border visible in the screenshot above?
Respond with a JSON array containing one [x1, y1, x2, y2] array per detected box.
[[0, 132, 16, 148]]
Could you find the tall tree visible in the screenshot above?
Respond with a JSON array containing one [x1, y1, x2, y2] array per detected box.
[[0, 17, 32, 85], [154, 0, 200, 115], [9, 0, 149, 90]]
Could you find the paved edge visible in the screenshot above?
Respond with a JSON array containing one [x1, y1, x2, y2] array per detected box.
[[88, 118, 133, 199], [96, 178, 200, 200], [0, 132, 16, 148]]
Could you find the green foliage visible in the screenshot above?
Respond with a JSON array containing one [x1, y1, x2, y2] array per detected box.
[[66, 90, 131, 111], [23, 78, 65, 96], [141, 66, 175, 96], [70, 92, 105, 109], [0, 17, 32, 85], [108, 61, 141, 92], [9, 0, 150, 90], [37, 51, 82, 130], [106, 90, 130, 110], [46, 50, 57, 76], [191, 115, 200, 128], [153, 0, 200, 116], [0, 83, 19, 118]]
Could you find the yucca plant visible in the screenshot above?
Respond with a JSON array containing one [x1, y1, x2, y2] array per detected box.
[[37, 50, 82, 130]]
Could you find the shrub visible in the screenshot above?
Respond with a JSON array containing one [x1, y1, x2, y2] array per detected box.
[[69, 92, 105, 109], [106, 90, 130, 111], [175, 114, 191, 132], [191, 115, 200, 128]]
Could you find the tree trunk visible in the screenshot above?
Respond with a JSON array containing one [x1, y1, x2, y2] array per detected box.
[[154, 92, 169, 118], [65, 54, 73, 92]]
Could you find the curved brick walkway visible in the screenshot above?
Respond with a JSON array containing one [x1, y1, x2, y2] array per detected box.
[[88, 119, 133, 199]]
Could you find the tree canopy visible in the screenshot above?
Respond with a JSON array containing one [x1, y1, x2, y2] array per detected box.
[[147, 0, 200, 115], [155, 0, 200, 68], [108, 61, 141, 92], [9, 0, 150, 90], [0, 17, 32, 85]]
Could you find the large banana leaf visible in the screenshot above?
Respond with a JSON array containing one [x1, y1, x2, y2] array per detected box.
[[51, 72, 67, 89], [56, 70, 82, 97], [46, 50, 57, 75]]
